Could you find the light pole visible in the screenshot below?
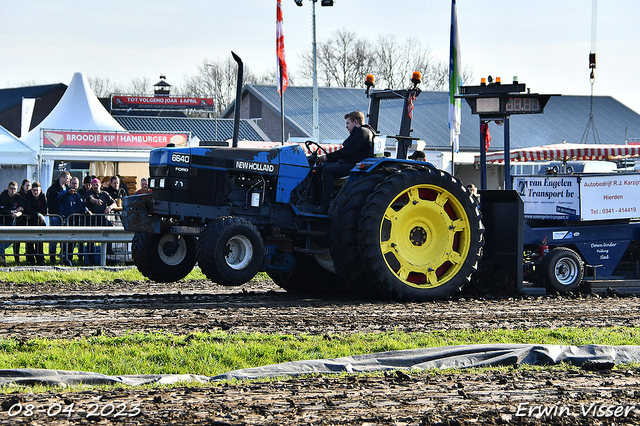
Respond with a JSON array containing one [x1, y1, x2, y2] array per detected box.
[[205, 64, 218, 141], [295, 0, 333, 142]]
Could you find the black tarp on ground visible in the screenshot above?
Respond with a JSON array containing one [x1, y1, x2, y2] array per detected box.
[[1, 344, 639, 387]]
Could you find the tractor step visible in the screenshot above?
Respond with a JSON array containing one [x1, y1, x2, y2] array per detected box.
[[294, 247, 327, 255], [295, 228, 326, 236]]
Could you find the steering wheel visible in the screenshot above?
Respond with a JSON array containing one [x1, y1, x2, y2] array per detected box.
[[304, 140, 328, 166]]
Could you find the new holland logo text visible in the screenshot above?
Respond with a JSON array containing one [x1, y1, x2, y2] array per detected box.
[[235, 160, 277, 173]]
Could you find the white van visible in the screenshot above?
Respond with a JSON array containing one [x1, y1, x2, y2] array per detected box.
[[538, 160, 618, 175]]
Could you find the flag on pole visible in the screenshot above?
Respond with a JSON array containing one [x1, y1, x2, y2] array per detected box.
[[21, 98, 36, 137], [276, 0, 288, 94], [481, 122, 491, 153], [449, 0, 462, 153]]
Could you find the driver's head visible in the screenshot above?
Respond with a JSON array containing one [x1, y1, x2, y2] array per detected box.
[[344, 111, 365, 126], [344, 111, 364, 133]]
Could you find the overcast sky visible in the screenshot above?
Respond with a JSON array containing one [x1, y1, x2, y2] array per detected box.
[[2, 0, 639, 117]]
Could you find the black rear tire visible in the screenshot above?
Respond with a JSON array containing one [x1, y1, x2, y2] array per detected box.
[[132, 232, 196, 282], [196, 216, 264, 286], [541, 247, 584, 293], [329, 170, 394, 298], [358, 168, 484, 302]]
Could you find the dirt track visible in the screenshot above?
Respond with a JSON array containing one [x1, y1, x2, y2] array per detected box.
[[0, 278, 639, 425]]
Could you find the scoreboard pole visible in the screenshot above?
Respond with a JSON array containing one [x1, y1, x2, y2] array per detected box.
[[504, 115, 511, 190]]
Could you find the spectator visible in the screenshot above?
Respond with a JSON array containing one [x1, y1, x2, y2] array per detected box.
[[13, 178, 31, 263], [466, 183, 479, 203], [134, 178, 151, 195], [117, 174, 129, 195], [85, 178, 117, 265], [23, 182, 47, 266], [78, 175, 92, 201], [86, 178, 116, 222], [466, 183, 477, 195], [46, 171, 70, 264], [408, 150, 426, 162], [104, 175, 127, 206], [58, 177, 90, 263], [0, 181, 23, 266]]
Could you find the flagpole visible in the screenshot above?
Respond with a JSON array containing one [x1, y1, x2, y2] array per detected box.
[[280, 66, 285, 145], [451, 135, 455, 175], [448, 0, 461, 178], [276, 0, 288, 145]]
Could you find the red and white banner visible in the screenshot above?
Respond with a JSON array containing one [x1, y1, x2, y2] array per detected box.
[[111, 95, 214, 110], [237, 141, 343, 154], [42, 130, 189, 149], [475, 143, 640, 164]]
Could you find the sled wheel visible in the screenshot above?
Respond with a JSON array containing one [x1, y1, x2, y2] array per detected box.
[[132, 232, 196, 282], [329, 170, 394, 298], [268, 252, 349, 295], [196, 216, 264, 286], [541, 247, 584, 293], [358, 168, 484, 302]]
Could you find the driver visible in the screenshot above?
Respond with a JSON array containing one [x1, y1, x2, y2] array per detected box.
[[313, 110, 375, 214]]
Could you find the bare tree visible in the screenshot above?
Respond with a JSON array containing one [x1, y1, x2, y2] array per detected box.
[[89, 76, 157, 97], [421, 61, 474, 91], [88, 76, 122, 97], [180, 57, 276, 118], [126, 77, 152, 95], [375, 34, 402, 89], [296, 29, 473, 91], [298, 29, 375, 87]]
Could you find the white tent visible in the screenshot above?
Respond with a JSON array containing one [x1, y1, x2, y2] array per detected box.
[[20, 72, 142, 185], [0, 125, 37, 165], [21, 72, 126, 151], [0, 125, 38, 186]]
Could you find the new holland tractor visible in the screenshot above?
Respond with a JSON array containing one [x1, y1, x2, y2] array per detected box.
[[122, 53, 484, 301]]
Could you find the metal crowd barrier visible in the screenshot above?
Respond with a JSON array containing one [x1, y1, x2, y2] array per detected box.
[[0, 213, 134, 267]]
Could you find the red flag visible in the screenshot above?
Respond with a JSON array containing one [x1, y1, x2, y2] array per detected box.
[[407, 92, 416, 119], [481, 122, 491, 153], [276, 0, 288, 94]]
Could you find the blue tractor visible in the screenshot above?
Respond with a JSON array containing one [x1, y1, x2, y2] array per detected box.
[[122, 53, 484, 301]]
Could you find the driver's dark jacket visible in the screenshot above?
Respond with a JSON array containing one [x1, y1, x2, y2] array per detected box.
[[325, 124, 375, 164]]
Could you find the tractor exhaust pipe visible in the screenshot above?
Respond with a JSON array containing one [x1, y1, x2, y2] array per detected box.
[[231, 51, 243, 148]]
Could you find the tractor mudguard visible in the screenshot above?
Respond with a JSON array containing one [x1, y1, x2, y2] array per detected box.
[[122, 193, 164, 234]]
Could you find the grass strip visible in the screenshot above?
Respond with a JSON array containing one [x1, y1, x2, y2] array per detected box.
[[0, 267, 208, 284], [0, 327, 639, 377], [0, 267, 271, 284]]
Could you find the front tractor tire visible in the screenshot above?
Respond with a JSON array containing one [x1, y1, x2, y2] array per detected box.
[[358, 168, 484, 302], [132, 232, 197, 282], [196, 216, 264, 286]]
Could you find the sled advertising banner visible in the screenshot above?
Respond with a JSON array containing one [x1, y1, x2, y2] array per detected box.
[[42, 130, 189, 149], [514, 176, 580, 220], [579, 175, 640, 221]]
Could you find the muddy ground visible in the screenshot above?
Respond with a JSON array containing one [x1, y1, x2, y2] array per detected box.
[[0, 278, 639, 425]]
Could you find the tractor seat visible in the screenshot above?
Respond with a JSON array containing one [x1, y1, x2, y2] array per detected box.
[[333, 176, 349, 187]]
